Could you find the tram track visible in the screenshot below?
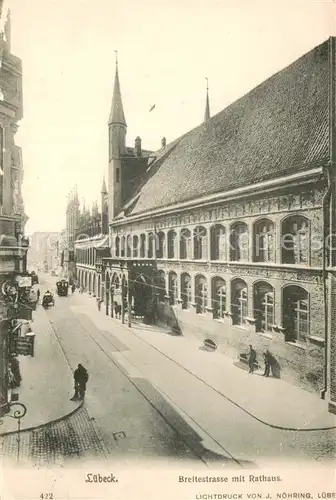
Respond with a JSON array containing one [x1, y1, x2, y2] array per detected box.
[[96, 328, 246, 468], [47, 305, 245, 469]]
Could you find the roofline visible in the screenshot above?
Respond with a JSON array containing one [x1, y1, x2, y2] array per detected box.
[[110, 164, 326, 226]]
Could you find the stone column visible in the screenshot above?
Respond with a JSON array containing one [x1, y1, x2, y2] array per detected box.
[[246, 278, 256, 334], [190, 274, 198, 313], [205, 275, 214, 318], [275, 218, 282, 265]]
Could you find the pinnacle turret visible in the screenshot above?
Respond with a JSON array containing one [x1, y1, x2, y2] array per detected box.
[[204, 77, 210, 122], [101, 176, 107, 194], [108, 52, 126, 126]]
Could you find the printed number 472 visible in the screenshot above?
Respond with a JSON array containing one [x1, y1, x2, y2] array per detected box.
[[40, 495, 53, 499]]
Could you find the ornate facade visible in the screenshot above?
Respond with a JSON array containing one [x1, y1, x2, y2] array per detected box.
[[74, 179, 110, 294], [0, 5, 29, 416], [78, 38, 336, 412]]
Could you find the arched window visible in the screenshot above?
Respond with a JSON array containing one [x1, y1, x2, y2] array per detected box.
[[126, 235, 132, 258], [282, 216, 309, 264], [168, 272, 178, 305], [148, 233, 155, 259], [156, 232, 165, 259], [195, 275, 207, 313], [254, 219, 275, 262], [114, 275, 120, 290], [180, 229, 192, 260], [231, 279, 248, 325], [212, 277, 226, 319], [230, 222, 249, 262], [167, 230, 177, 259], [283, 286, 309, 343], [140, 234, 146, 258], [210, 225, 226, 261], [120, 236, 126, 257], [254, 282, 274, 333], [156, 271, 166, 302], [181, 273, 192, 309], [194, 226, 207, 260], [133, 235, 139, 258]]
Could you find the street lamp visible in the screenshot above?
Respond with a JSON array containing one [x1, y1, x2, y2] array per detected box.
[[0, 401, 27, 462]]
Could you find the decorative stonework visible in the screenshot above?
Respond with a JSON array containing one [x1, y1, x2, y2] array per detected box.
[[164, 260, 323, 284], [111, 184, 324, 235]]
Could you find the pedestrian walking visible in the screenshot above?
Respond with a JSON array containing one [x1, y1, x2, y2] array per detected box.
[[269, 352, 281, 378], [10, 355, 22, 387], [114, 301, 121, 319], [37, 288, 40, 302], [71, 283, 76, 294], [70, 363, 89, 401], [248, 344, 256, 374], [263, 350, 271, 377]]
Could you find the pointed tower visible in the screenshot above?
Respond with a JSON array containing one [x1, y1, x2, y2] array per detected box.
[[204, 77, 210, 122], [101, 176, 108, 234], [108, 51, 127, 223]]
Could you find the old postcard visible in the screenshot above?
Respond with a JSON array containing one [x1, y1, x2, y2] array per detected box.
[[0, 0, 336, 498]]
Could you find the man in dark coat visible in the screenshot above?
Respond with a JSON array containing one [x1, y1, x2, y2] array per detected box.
[[70, 363, 89, 401], [263, 350, 271, 377], [248, 344, 257, 374]]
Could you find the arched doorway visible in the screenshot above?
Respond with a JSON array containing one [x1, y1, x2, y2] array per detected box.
[[132, 274, 154, 323]]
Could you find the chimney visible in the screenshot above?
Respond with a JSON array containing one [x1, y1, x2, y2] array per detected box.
[[161, 137, 166, 148], [135, 136, 142, 157]]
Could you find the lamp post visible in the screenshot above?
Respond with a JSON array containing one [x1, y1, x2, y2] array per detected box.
[[0, 401, 27, 462]]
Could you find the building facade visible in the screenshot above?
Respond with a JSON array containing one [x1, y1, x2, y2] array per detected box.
[[27, 231, 61, 272], [75, 180, 110, 298], [62, 190, 80, 282], [0, 5, 29, 416], [78, 38, 336, 412]]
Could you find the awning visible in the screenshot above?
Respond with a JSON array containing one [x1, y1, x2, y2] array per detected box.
[[75, 235, 109, 250], [93, 235, 109, 249]]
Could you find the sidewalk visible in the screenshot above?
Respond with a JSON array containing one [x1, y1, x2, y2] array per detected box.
[[0, 304, 81, 435], [80, 294, 336, 431]]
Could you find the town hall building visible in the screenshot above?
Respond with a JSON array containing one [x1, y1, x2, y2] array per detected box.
[[76, 37, 336, 413]]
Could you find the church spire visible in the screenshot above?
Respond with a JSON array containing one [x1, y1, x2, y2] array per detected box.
[[204, 77, 210, 122], [108, 51, 126, 126], [101, 176, 107, 194]]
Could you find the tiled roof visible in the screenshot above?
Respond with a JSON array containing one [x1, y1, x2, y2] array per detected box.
[[127, 40, 329, 216]]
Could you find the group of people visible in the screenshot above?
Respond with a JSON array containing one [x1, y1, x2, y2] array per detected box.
[[248, 345, 281, 378]]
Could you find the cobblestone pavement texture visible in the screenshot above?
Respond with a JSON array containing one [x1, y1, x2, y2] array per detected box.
[[0, 407, 106, 466]]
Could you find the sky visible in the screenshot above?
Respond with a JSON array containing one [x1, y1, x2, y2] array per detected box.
[[4, 0, 336, 234]]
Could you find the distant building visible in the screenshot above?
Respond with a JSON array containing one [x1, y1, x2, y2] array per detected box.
[[27, 232, 61, 272], [74, 181, 110, 292], [63, 190, 80, 282]]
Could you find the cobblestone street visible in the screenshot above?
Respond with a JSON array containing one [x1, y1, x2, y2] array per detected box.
[[0, 407, 106, 466]]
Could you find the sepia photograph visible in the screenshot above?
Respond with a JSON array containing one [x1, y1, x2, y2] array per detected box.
[[0, 0, 336, 498]]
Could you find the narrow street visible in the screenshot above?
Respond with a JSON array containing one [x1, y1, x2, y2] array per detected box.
[[2, 274, 336, 468]]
